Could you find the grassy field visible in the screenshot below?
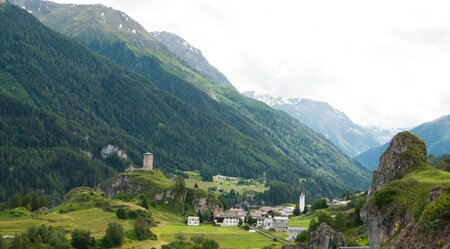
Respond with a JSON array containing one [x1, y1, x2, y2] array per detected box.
[[184, 171, 268, 193], [0, 201, 282, 249], [153, 223, 283, 249], [288, 215, 313, 227]]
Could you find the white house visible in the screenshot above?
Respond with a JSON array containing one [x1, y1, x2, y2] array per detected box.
[[287, 226, 307, 240], [274, 216, 289, 232], [187, 216, 200, 226], [214, 216, 240, 226], [263, 218, 274, 230]]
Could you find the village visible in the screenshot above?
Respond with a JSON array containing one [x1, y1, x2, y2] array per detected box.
[[187, 191, 309, 241]]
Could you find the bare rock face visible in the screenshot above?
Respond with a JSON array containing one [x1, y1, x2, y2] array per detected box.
[[361, 132, 428, 249], [370, 132, 427, 194], [309, 223, 345, 249]]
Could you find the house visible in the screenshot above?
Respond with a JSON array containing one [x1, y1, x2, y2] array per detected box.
[[287, 226, 307, 240], [187, 216, 200, 226], [255, 217, 264, 228], [273, 216, 289, 232], [213, 210, 241, 226], [263, 218, 274, 230]]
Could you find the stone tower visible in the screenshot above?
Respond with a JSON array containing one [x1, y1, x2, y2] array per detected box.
[[299, 192, 305, 212], [143, 152, 153, 170]]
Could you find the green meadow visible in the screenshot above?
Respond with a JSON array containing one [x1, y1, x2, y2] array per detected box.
[[183, 171, 268, 193]]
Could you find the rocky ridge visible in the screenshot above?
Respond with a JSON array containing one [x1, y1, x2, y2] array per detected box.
[[361, 131, 450, 249]]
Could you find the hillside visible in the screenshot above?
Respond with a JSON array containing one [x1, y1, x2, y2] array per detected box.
[[361, 132, 450, 249], [0, 3, 302, 201], [151, 31, 235, 88], [356, 115, 450, 169], [244, 91, 381, 157], [3, 0, 371, 201]]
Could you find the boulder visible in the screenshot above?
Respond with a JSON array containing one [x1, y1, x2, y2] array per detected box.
[[309, 223, 345, 249]]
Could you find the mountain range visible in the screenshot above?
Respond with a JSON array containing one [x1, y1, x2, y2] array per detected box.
[[244, 92, 402, 157], [0, 1, 371, 203], [356, 114, 450, 169]]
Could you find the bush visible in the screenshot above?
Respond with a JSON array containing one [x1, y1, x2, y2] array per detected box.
[[295, 230, 310, 243], [116, 208, 127, 219], [134, 218, 157, 240], [102, 222, 124, 248], [422, 193, 450, 230], [71, 229, 96, 249], [311, 198, 328, 210], [308, 219, 319, 231], [317, 213, 332, 226], [374, 186, 397, 208]]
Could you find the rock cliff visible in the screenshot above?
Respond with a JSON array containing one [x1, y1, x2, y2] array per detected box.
[[308, 223, 345, 249], [361, 131, 450, 249]]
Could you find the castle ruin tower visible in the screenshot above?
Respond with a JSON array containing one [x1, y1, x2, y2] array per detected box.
[[299, 192, 305, 212], [143, 152, 153, 170]]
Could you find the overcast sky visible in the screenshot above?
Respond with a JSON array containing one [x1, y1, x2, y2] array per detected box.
[[55, 0, 450, 128]]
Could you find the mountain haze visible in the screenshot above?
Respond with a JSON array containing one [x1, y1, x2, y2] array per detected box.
[[356, 114, 450, 169], [2, 1, 370, 203], [244, 91, 382, 157]]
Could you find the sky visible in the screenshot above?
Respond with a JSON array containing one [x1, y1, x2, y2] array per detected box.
[[54, 0, 450, 128]]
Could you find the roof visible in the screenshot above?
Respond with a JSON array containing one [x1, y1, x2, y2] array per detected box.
[[188, 216, 199, 221], [144, 152, 153, 155], [274, 216, 289, 220]]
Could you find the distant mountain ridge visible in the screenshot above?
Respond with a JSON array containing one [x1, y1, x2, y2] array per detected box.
[[151, 31, 235, 89], [1, 1, 370, 203], [244, 91, 398, 157], [356, 114, 450, 169]]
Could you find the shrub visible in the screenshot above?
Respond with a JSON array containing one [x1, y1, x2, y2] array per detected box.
[[311, 198, 328, 210], [71, 229, 96, 249], [116, 208, 127, 219], [374, 186, 397, 208], [422, 193, 450, 231], [134, 218, 157, 240], [295, 230, 310, 243], [102, 222, 124, 248]]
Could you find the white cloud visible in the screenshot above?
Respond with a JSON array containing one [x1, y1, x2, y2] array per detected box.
[[54, 0, 450, 128]]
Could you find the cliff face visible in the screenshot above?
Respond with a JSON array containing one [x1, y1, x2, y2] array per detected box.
[[370, 132, 427, 193], [95, 171, 222, 213], [361, 132, 450, 249]]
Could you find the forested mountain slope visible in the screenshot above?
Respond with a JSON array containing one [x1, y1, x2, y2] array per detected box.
[[0, 2, 370, 203]]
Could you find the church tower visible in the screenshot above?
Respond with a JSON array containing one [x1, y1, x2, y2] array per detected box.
[[143, 152, 153, 170], [299, 192, 305, 212]]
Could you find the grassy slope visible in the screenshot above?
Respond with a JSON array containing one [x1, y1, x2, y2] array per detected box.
[[183, 171, 268, 194]]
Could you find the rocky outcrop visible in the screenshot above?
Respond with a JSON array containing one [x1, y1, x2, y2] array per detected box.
[[95, 172, 222, 213], [360, 132, 450, 249], [101, 144, 127, 160], [309, 223, 345, 249], [370, 132, 427, 194], [361, 132, 427, 249]]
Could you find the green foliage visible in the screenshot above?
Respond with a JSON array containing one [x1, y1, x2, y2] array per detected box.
[[308, 219, 319, 231], [422, 193, 450, 231], [293, 204, 301, 216], [295, 230, 310, 243], [116, 208, 127, 219], [332, 213, 346, 232], [374, 186, 397, 208], [317, 213, 332, 226], [71, 229, 96, 249], [191, 234, 205, 245], [2, 191, 46, 211], [311, 198, 328, 210], [102, 222, 124, 248], [134, 218, 157, 241]]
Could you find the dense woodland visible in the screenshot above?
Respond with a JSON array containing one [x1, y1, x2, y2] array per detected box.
[[0, 3, 369, 203]]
